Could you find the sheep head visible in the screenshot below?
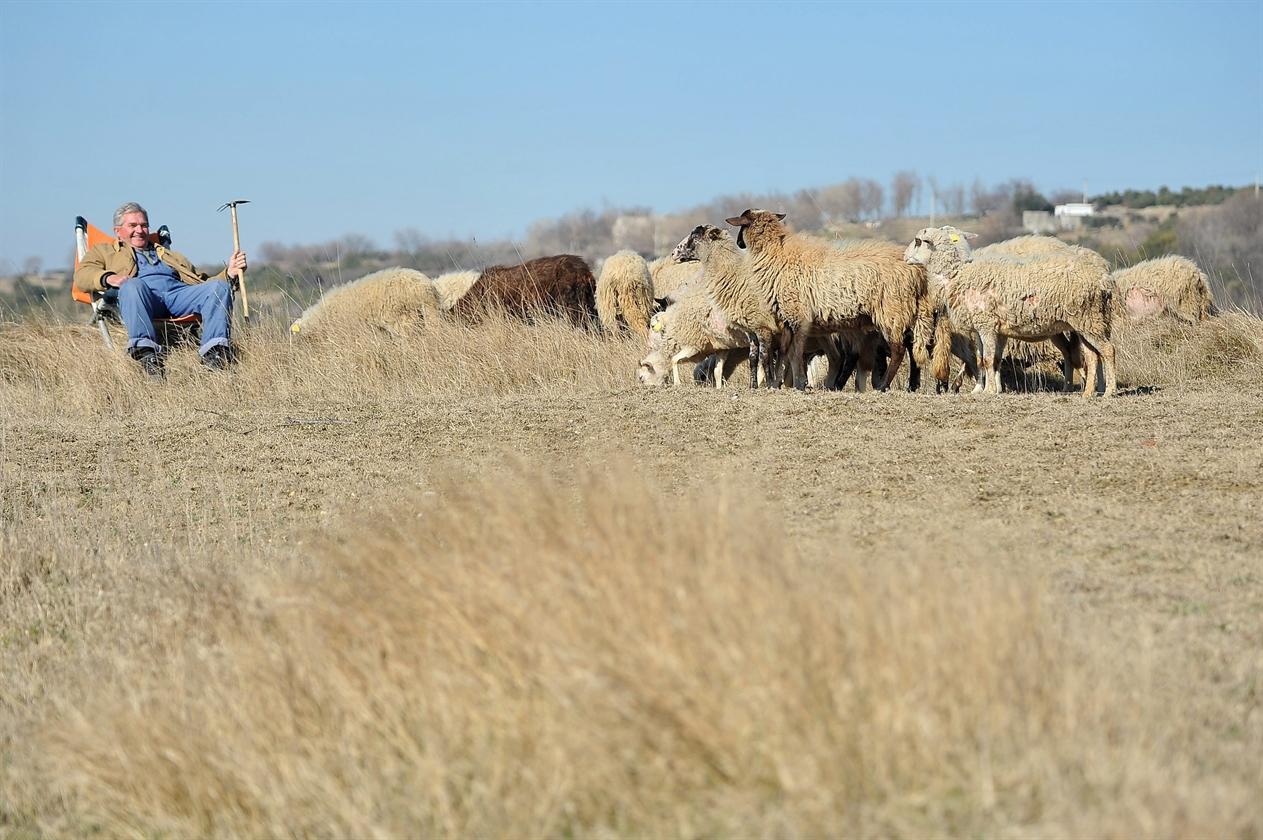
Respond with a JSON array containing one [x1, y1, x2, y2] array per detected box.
[[637, 349, 670, 386], [724, 208, 786, 249], [905, 226, 977, 267], [671, 224, 730, 262]]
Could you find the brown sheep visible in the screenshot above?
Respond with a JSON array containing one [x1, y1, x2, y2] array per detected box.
[[450, 255, 597, 326]]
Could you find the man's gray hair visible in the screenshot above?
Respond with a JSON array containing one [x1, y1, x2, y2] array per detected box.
[[113, 202, 148, 227]]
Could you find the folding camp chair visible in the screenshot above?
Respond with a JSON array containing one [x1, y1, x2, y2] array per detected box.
[[72, 216, 200, 348]]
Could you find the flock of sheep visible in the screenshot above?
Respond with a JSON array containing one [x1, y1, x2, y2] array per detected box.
[[291, 210, 1215, 396]]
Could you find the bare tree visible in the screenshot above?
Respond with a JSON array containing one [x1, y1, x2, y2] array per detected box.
[[784, 189, 824, 230], [818, 179, 863, 222], [393, 227, 430, 255], [339, 234, 377, 257], [971, 178, 1014, 217], [891, 171, 919, 217], [612, 214, 654, 254], [858, 179, 884, 219]]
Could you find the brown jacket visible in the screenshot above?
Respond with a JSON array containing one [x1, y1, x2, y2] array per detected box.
[[74, 239, 228, 295]]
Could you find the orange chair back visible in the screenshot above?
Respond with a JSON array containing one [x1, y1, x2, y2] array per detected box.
[[71, 220, 117, 304]]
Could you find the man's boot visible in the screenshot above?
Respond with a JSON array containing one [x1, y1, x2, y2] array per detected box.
[[201, 344, 232, 371], [130, 347, 165, 379]]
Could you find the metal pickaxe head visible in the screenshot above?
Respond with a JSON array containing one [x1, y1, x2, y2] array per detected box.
[[217, 199, 250, 212]]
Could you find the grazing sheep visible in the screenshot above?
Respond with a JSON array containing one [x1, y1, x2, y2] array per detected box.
[[637, 287, 747, 387], [637, 288, 841, 389], [725, 209, 932, 391], [450, 255, 597, 326], [905, 226, 1117, 397], [596, 250, 655, 335], [1111, 255, 1213, 324], [649, 256, 704, 307], [432, 270, 481, 311], [289, 267, 437, 337]]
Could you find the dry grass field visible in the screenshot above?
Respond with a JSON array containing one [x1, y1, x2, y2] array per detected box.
[[2, 307, 1263, 837]]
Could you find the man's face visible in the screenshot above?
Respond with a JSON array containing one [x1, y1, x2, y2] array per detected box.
[[114, 211, 150, 249]]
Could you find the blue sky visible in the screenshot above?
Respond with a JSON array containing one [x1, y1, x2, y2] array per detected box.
[[1, 0, 1259, 271]]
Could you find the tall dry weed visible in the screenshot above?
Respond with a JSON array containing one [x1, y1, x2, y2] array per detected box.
[[17, 463, 1259, 838], [1112, 309, 1263, 387], [0, 310, 646, 418]]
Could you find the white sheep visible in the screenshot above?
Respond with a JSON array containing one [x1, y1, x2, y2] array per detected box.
[[976, 235, 1110, 274], [648, 256, 704, 307], [637, 287, 748, 387], [596, 250, 654, 335], [637, 292, 842, 389], [432, 270, 481, 311], [1111, 255, 1213, 324], [290, 267, 437, 337], [725, 209, 932, 391], [950, 235, 1110, 392], [669, 224, 781, 389], [905, 226, 1117, 396]]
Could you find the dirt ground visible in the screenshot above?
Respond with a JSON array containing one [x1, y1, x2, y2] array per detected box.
[[9, 377, 1263, 615]]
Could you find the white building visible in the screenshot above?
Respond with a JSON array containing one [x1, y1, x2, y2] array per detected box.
[[1050, 202, 1095, 231], [1054, 202, 1095, 218]]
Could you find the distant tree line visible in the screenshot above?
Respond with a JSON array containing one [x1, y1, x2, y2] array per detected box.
[[1089, 184, 1245, 209], [5, 178, 1257, 316]]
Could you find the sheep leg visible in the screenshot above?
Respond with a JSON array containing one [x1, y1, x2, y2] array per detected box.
[[715, 350, 741, 389], [878, 331, 907, 392], [762, 330, 783, 389], [671, 350, 695, 387], [1078, 331, 1117, 397], [1050, 333, 1078, 392], [869, 337, 887, 391], [973, 329, 998, 394], [992, 335, 1010, 394], [1078, 340, 1100, 397], [821, 336, 843, 390], [904, 333, 921, 393], [835, 338, 860, 391], [953, 333, 980, 393], [762, 337, 778, 389], [747, 333, 760, 390], [782, 325, 810, 390]]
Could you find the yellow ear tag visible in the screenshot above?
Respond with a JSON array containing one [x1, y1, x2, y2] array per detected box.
[[949, 233, 960, 243], [290, 322, 301, 333], [651, 319, 664, 333]]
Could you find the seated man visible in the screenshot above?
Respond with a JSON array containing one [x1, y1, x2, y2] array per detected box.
[[73, 201, 248, 376]]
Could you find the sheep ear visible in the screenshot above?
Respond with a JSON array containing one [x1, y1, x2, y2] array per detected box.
[[775, 213, 786, 221], [725, 216, 747, 227], [706, 227, 722, 240]]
